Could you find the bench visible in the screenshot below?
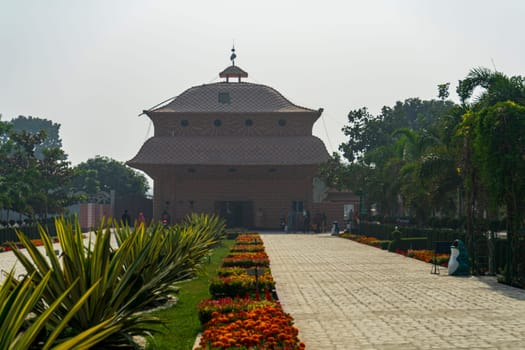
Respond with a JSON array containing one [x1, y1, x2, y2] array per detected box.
[[431, 241, 450, 274]]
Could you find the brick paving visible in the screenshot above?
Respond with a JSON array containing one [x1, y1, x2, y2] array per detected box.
[[0, 245, 54, 283], [261, 233, 525, 350]]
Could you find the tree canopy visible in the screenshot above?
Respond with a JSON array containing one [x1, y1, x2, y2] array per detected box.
[[1, 115, 150, 219], [328, 98, 458, 222], [71, 156, 150, 197], [457, 68, 525, 284], [0, 117, 75, 218], [322, 67, 525, 284], [10, 115, 62, 159]]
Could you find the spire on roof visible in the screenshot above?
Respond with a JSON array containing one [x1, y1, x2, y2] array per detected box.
[[220, 46, 248, 82], [230, 45, 237, 66]]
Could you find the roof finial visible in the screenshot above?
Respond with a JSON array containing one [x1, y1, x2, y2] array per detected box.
[[230, 45, 236, 66]]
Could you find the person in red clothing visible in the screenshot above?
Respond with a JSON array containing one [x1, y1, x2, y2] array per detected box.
[[137, 212, 145, 227]]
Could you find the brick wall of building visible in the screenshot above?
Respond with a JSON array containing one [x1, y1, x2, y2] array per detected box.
[[154, 171, 315, 229], [152, 112, 318, 137], [150, 167, 358, 231]]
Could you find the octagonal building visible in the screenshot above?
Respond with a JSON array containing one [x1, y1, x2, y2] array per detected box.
[[128, 61, 333, 229]]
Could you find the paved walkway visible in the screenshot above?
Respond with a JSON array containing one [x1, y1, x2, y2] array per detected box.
[[261, 233, 525, 350], [0, 232, 101, 284]]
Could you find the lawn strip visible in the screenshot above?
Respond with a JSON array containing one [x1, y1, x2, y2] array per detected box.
[[146, 238, 235, 350]]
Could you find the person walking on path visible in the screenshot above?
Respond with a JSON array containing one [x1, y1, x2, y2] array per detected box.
[[286, 209, 295, 233], [121, 210, 131, 226], [303, 209, 310, 233]]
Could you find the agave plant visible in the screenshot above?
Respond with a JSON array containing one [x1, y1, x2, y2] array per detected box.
[[111, 213, 226, 311], [10, 214, 225, 348], [0, 269, 96, 350], [183, 212, 227, 243], [11, 218, 163, 349]]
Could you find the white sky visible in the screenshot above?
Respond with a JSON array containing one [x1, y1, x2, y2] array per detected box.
[[1, 0, 524, 172]]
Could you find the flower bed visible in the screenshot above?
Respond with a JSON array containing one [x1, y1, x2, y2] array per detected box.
[[217, 267, 271, 277], [234, 234, 264, 245], [406, 249, 449, 266], [197, 233, 304, 349], [221, 252, 270, 268], [339, 233, 384, 248], [197, 302, 305, 350], [210, 271, 275, 298], [340, 233, 450, 266], [197, 296, 276, 324], [230, 244, 265, 252], [0, 238, 59, 252]]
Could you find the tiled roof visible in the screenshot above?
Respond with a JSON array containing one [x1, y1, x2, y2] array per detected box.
[[219, 65, 248, 78], [127, 136, 329, 166], [150, 82, 317, 114]]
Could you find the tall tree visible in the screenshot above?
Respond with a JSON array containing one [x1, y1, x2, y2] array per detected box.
[[10, 115, 62, 159], [340, 98, 455, 163], [71, 156, 150, 197], [0, 118, 75, 218], [335, 98, 457, 222], [457, 67, 525, 283], [457, 67, 525, 107], [0, 118, 14, 210]]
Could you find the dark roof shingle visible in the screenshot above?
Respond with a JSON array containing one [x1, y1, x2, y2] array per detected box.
[[128, 136, 329, 166], [219, 65, 248, 78], [151, 82, 316, 114]]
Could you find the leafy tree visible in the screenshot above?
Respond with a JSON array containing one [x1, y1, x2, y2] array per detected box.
[[71, 156, 150, 197], [438, 83, 450, 101], [10, 115, 62, 159], [457, 67, 525, 283], [319, 153, 353, 191], [0, 118, 13, 209], [461, 101, 525, 284], [1, 129, 45, 215], [457, 67, 525, 107], [334, 98, 457, 222], [340, 98, 455, 163], [0, 118, 74, 218]]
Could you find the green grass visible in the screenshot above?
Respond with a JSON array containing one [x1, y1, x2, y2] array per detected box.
[[146, 239, 235, 350]]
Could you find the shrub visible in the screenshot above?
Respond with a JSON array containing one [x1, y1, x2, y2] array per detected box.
[[376, 240, 390, 250], [0, 270, 92, 350], [388, 228, 402, 252], [10, 214, 225, 348]]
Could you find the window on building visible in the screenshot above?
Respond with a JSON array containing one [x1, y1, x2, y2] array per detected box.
[[180, 119, 189, 127], [214, 119, 222, 127], [278, 119, 287, 126], [245, 119, 253, 127], [218, 92, 231, 104]]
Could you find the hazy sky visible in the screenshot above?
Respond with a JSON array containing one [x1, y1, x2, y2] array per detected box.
[[2, 1, 525, 174]]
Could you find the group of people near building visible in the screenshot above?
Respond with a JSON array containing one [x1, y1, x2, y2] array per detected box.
[[120, 209, 145, 227], [121, 209, 171, 228], [280, 209, 327, 233]]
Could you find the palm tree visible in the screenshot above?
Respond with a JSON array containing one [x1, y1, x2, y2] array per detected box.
[[457, 67, 525, 283], [457, 67, 525, 107]]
